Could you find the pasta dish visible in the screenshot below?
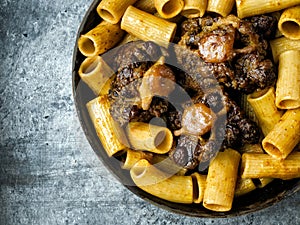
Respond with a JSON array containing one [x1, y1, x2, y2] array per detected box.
[[76, 0, 300, 212]]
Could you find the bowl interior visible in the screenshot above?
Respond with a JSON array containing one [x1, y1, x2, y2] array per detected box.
[[72, 0, 300, 218]]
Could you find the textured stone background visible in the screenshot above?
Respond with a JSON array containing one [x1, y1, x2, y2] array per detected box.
[[0, 0, 299, 224]]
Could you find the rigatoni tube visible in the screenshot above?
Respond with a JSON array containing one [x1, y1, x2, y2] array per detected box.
[[126, 122, 173, 154], [122, 148, 153, 170], [262, 108, 300, 160], [241, 152, 300, 180], [203, 149, 241, 212], [78, 56, 114, 96], [236, 0, 300, 19], [78, 21, 125, 57], [278, 5, 300, 40], [181, 0, 207, 18], [191, 173, 206, 204], [207, 0, 234, 17], [151, 154, 187, 176], [130, 159, 194, 203], [97, 0, 138, 24], [247, 87, 283, 136], [234, 178, 256, 197], [270, 37, 300, 63], [276, 50, 300, 109], [154, 0, 184, 19], [86, 96, 127, 157], [134, 0, 157, 14], [118, 33, 140, 46], [121, 6, 177, 48], [240, 94, 258, 124], [239, 143, 274, 188]]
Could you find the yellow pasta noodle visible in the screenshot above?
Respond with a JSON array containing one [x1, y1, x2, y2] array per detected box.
[[97, 0, 138, 24], [191, 173, 206, 204], [126, 122, 173, 154], [276, 50, 300, 109], [256, 178, 274, 188], [207, 0, 235, 17], [121, 6, 177, 48], [181, 0, 207, 18], [122, 148, 153, 170], [86, 95, 127, 157], [247, 87, 283, 136], [236, 0, 300, 19], [151, 154, 187, 176], [278, 5, 300, 40], [118, 33, 140, 46], [238, 144, 274, 188], [240, 94, 258, 124], [134, 0, 156, 13], [203, 149, 241, 212], [262, 108, 300, 160], [270, 37, 300, 63], [130, 159, 194, 203], [154, 12, 183, 23], [234, 178, 256, 197], [78, 56, 114, 96], [154, 0, 184, 19], [271, 12, 283, 38], [241, 152, 300, 180], [240, 143, 265, 154], [78, 21, 125, 57]]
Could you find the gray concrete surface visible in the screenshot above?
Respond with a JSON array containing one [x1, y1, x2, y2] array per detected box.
[[0, 0, 299, 224]]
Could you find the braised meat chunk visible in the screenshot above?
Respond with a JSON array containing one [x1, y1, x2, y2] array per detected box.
[[245, 14, 278, 39], [177, 14, 277, 94], [233, 53, 276, 93], [223, 94, 260, 148], [108, 41, 176, 127]]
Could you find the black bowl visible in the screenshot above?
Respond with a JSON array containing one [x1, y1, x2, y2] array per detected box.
[[72, 0, 300, 218]]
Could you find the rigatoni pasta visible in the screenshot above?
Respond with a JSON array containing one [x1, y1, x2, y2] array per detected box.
[[122, 148, 153, 170], [151, 154, 187, 176], [130, 159, 194, 203], [270, 37, 300, 63], [276, 50, 300, 109], [234, 178, 256, 197], [191, 173, 206, 204], [206, 0, 234, 17], [203, 149, 241, 212], [78, 56, 114, 96], [239, 144, 274, 189], [256, 178, 274, 188], [154, 0, 184, 19], [262, 108, 300, 160], [181, 0, 207, 18], [118, 33, 140, 45], [97, 0, 138, 24], [236, 0, 300, 19], [121, 6, 177, 47], [241, 152, 300, 180], [86, 96, 127, 157], [240, 94, 258, 125], [78, 21, 125, 57], [134, 0, 157, 14], [278, 5, 300, 40], [247, 87, 283, 136], [126, 122, 173, 154]]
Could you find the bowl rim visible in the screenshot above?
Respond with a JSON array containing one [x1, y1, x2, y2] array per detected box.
[[72, 0, 300, 218]]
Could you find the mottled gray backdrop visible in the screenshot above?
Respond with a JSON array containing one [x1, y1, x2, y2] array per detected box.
[[0, 0, 299, 224]]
